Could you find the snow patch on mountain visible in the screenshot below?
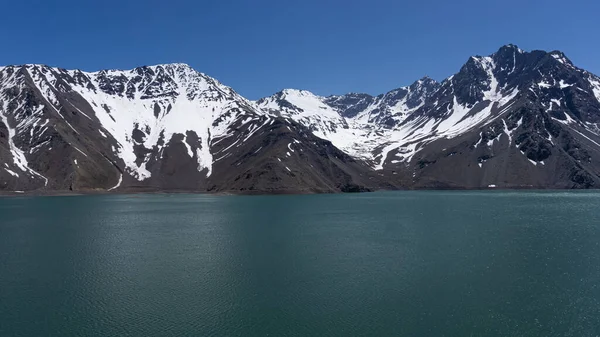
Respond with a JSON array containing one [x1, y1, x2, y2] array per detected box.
[[0, 70, 49, 185], [58, 63, 265, 180], [257, 89, 370, 157], [478, 57, 501, 101], [0, 107, 49, 185], [108, 174, 123, 191], [259, 89, 348, 136], [589, 75, 600, 104], [258, 70, 523, 170]]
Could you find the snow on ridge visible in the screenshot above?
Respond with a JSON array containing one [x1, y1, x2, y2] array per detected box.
[[353, 87, 414, 124], [479, 57, 501, 101], [588, 75, 600, 104], [65, 65, 236, 180], [255, 77, 442, 165], [2, 63, 271, 180], [550, 52, 572, 66], [258, 67, 522, 170], [368, 82, 520, 170], [2, 62, 268, 182], [26, 66, 61, 110], [257, 88, 349, 133]]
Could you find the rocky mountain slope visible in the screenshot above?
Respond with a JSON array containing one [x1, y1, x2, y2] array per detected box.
[[1, 44, 600, 194], [0, 64, 383, 193], [258, 45, 600, 189]]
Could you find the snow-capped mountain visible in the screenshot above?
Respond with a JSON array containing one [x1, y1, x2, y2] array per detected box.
[[0, 63, 261, 188], [2, 44, 600, 193], [390, 45, 600, 188], [257, 45, 600, 188], [324, 76, 440, 126], [255, 77, 441, 165], [0, 64, 381, 193]]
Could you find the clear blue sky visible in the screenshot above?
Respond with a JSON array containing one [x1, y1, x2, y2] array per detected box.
[[1, 0, 598, 99]]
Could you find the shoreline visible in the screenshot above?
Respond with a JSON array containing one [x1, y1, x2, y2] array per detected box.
[[0, 185, 597, 198]]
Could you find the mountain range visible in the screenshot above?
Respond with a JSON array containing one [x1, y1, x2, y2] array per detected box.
[[1, 44, 600, 194]]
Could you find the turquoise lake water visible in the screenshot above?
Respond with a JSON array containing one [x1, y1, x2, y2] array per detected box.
[[1, 191, 599, 336]]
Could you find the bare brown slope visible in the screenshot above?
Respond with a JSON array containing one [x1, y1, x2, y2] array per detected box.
[[209, 119, 391, 194]]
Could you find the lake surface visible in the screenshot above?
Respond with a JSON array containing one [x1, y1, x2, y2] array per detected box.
[[1, 191, 600, 336]]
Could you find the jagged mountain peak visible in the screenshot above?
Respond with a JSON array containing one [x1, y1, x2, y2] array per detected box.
[[276, 88, 324, 101], [4, 62, 241, 103], [280, 88, 313, 95], [414, 75, 438, 86], [441, 46, 584, 108], [495, 43, 524, 55], [462, 45, 577, 73], [407, 76, 440, 95], [256, 88, 323, 106], [256, 87, 345, 123], [547, 50, 574, 67], [152, 62, 193, 69], [90, 62, 194, 74]]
